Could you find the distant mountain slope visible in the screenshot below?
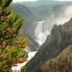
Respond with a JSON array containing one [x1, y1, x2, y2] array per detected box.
[[24, 1, 72, 34], [12, 3, 34, 19], [11, 3, 39, 50], [21, 18, 72, 72], [24, 1, 72, 20], [11, 3, 36, 37]]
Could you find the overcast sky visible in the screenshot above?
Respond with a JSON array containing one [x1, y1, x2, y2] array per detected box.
[[13, 0, 37, 3], [13, 0, 72, 3]]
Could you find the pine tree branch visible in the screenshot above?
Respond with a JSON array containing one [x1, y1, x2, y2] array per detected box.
[[3, 0, 12, 9]]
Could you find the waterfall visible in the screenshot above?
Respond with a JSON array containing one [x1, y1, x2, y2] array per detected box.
[[35, 20, 50, 45]]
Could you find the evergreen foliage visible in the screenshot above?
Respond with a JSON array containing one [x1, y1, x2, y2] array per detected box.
[[0, 0, 28, 72]]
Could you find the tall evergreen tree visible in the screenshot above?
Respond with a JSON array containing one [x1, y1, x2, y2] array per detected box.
[[0, 0, 28, 72]]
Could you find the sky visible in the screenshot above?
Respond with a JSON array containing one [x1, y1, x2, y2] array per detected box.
[[55, 0, 72, 1], [13, 0, 72, 3], [13, 0, 37, 3]]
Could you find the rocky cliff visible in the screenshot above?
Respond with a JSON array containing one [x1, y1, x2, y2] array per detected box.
[[21, 18, 72, 72], [41, 45, 72, 72]]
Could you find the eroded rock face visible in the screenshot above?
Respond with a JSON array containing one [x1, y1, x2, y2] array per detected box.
[[41, 45, 72, 72], [21, 18, 72, 72]]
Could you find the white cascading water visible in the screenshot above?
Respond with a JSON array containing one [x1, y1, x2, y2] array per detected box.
[[12, 50, 37, 72], [35, 20, 50, 45]]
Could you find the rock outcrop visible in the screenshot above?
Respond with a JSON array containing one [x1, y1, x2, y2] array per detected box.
[[21, 18, 72, 72]]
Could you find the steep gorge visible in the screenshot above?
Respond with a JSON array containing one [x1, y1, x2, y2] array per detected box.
[[21, 18, 72, 72]]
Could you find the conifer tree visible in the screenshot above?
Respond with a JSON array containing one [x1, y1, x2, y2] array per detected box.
[[0, 0, 28, 72]]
